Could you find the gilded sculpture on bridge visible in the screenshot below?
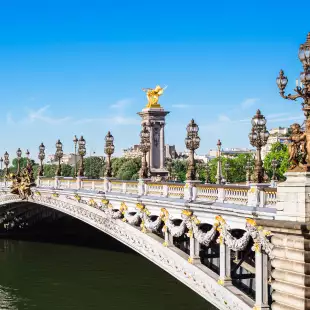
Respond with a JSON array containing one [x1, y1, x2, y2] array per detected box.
[[142, 85, 166, 108], [287, 123, 309, 171], [9, 165, 35, 200]]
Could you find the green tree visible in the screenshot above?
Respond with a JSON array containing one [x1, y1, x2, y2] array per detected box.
[[264, 142, 289, 181], [84, 157, 105, 179], [61, 164, 74, 177], [171, 159, 187, 182], [116, 158, 141, 180], [11, 157, 35, 173], [43, 164, 58, 177], [111, 157, 129, 177]]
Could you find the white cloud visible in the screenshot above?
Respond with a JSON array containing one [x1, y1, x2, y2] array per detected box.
[[240, 98, 260, 109], [218, 114, 231, 122], [171, 104, 190, 109], [110, 99, 132, 109], [27, 105, 71, 124], [268, 115, 304, 123], [267, 112, 290, 119]]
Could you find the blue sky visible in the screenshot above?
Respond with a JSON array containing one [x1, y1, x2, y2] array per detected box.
[[0, 0, 309, 160]]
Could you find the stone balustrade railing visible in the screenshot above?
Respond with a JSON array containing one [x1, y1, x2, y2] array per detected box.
[[0, 177, 276, 209], [0, 177, 278, 209]]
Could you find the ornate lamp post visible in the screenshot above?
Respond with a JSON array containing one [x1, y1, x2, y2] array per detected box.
[[55, 140, 63, 177], [16, 148, 22, 175], [271, 159, 278, 181], [276, 33, 310, 170], [248, 110, 269, 183], [25, 149, 31, 169], [139, 124, 151, 179], [224, 162, 230, 184], [4, 152, 9, 177], [205, 162, 210, 184], [73, 135, 78, 177], [185, 119, 200, 180], [245, 158, 252, 183], [216, 139, 222, 184], [77, 136, 86, 177], [38, 143, 45, 176], [104, 132, 115, 177]]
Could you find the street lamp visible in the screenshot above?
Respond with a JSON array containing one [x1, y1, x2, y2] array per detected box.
[[55, 139, 63, 177], [73, 135, 78, 177], [248, 110, 269, 183], [216, 139, 222, 184], [16, 148, 22, 175], [245, 158, 252, 184], [38, 143, 45, 177], [78, 136, 86, 177], [271, 159, 278, 181], [185, 119, 200, 180], [4, 152, 9, 177], [139, 124, 151, 179], [104, 132, 115, 177], [224, 162, 230, 184], [276, 32, 310, 169], [205, 162, 210, 184], [25, 149, 31, 170]]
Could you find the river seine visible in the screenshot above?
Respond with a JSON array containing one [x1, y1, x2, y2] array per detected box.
[[0, 213, 216, 310]]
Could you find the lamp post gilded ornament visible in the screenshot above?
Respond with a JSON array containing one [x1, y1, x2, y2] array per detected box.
[[55, 140, 63, 177], [4, 152, 9, 177], [248, 110, 269, 183], [38, 143, 45, 177], [185, 119, 200, 180], [139, 123, 151, 179], [16, 148, 22, 176], [276, 32, 310, 171], [78, 136, 86, 177], [104, 132, 115, 177]]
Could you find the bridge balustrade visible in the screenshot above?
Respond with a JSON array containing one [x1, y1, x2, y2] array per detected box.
[[35, 177, 277, 209]]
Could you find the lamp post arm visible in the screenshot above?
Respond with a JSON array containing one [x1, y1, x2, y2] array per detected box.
[[279, 87, 305, 101]]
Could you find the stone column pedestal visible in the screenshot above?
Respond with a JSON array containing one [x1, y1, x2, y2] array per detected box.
[[276, 172, 310, 222], [256, 219, 310, 310], [247, 183, 270, 207], [184, 180, 201, 201], [102, 177, 115, 193], [138, 178, 151, 196]]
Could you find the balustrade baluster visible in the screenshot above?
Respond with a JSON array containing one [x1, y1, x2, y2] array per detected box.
[[189, 235, 200, 264], [219, 243, 231, 285], [255, 251, 269, 309]]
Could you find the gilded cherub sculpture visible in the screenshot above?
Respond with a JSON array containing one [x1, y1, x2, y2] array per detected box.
[[9, 166, 35, 200], [287, 123, 307, 170], [142, 85, 166, 108]]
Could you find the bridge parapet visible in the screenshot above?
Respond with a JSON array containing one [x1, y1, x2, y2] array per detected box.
[[30, 177, 277, 210]]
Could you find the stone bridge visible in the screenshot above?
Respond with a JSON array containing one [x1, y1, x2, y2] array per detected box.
[[1, 176, 303, 310]]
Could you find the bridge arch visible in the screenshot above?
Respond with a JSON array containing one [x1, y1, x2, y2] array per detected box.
[[0, 192, 252, 310]]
